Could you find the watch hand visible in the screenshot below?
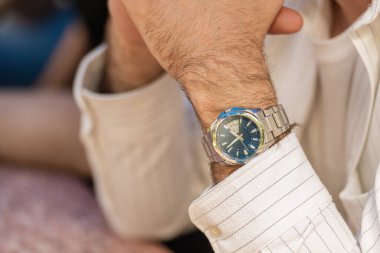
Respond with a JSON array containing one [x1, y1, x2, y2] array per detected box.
[[240, 139, 249, 151], [227, 134, 243, 148], [231, 130, 248, 149], [230, 130, 244, 141]]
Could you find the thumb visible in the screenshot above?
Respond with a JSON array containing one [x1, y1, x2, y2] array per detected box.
[[269, 7, 303, 34]]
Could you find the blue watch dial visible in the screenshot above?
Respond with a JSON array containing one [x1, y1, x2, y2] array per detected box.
[[216, 115, 261, 162]]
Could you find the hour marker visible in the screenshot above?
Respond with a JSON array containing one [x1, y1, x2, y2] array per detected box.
[[250, 129, 257, 133], [228, 147, 232, 153], [244, 150, 248, 156], [221, 142, 228, 146], [239, 118, 242, 124], [247, 121, 252, 127], [249, 145, 256, 149], [236, 151, 239, 156], [252, 137, 259, 141], [220, 134, 226, 137]]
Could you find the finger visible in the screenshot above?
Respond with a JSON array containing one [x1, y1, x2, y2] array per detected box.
[[108, 0, 144, 43], [269, 7, 303, 34]]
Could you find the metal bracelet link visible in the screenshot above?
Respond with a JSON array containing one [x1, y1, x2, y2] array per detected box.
[[261, 105, 290, 147]]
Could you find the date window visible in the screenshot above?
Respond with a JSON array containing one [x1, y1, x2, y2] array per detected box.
[[226, 120, 240, 134]]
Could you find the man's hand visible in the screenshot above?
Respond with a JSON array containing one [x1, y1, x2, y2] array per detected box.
[[104, 0, 164, 93], [118, 1, 302, 182], [116, 0, 302, 126]]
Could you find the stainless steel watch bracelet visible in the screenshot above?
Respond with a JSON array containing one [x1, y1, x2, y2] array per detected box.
[[256, 104, 290, 148], [201, 105, 290, 163]]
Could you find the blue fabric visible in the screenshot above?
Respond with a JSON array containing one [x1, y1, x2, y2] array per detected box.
[[0, 8, 77, 87]]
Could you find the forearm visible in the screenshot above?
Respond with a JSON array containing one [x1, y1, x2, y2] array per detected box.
[[182, 53, 277, 128], [0, 90, 90, 176]]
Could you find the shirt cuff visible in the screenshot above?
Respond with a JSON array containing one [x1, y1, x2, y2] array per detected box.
[[189, 133, 332, 253], [74, 44, 183, 135]]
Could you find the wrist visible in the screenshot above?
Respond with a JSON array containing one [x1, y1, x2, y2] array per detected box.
[[191, 86, 278, 129], [177, 52, 282, 183], [103, 22, 164, 93], [179, 53, 277, 129], [211, 163, 240, 184]]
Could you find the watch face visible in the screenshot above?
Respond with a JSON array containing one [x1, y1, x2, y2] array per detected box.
[[215, 115, 261, 162]]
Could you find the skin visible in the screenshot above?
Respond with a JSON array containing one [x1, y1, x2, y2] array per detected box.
[[101, 0, 371, 250], [0, 90, 90, 176], [37, 19, 90, 89], [106, 0, 371, 182], [107, 2, 306, 168], [0, 10, 91, 174], [104, 0, 164, 92], [331, 0, 372, 36], [106, 0, 302, 186], [105, 0, 303, 94], [106, 0, 372, 92]]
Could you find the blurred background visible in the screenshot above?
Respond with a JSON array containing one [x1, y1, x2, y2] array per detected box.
[[0, 0, 141, 252]]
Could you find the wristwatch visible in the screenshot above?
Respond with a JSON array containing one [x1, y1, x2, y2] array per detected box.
[[202, 105, 290, 165]]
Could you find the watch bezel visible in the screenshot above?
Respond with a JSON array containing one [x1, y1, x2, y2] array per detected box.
[[210, 109, 265, 165]]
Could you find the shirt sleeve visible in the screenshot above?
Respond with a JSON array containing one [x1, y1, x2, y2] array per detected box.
[[74, 45, 211, 240], [189, 133, 367, 253]]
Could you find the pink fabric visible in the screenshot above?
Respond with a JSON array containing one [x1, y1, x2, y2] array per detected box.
[[0, 166, 134, 253]]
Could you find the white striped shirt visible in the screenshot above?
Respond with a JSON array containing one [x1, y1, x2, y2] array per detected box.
[[74, 0, 380, 251]]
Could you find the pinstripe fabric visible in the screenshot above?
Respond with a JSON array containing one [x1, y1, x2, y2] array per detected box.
[[189, 1, 380, 252], [74, 0, 380, 251], [189, 134, 363, 252]]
